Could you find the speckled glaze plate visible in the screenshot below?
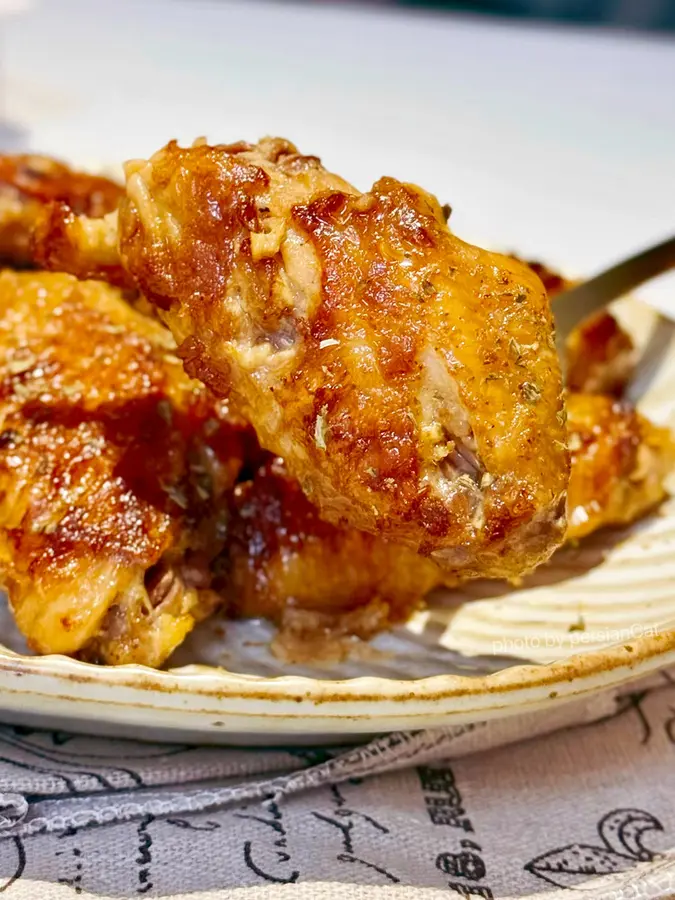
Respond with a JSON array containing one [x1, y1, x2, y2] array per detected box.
[[0, 297, 674, 744], [1, 1, 674, 746]]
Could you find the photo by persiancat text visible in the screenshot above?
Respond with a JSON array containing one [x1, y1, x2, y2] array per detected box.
[[493, 623, 661, 654]]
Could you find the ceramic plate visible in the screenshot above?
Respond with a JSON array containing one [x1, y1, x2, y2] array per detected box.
[[2, 0, 675, 744], [0, 298, 674, 744]]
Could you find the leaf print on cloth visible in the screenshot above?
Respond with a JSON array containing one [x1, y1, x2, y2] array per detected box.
[[525, 808, 664, 888]]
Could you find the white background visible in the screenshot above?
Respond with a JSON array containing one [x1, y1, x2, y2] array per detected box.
[[2, 0, 674, 280]]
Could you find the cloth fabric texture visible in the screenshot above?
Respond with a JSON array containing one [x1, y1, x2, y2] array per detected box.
[[0, 669, 673, 897]]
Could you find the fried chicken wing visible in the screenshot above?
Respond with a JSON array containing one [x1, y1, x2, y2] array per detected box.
[[0, 270, 247, 666], [34, 137, 569, 579], [522, 258, 636, 397], [0, 154, 122, 269], [566, 392, 674, 540], [223, 393, 674, 658], [564, 311, 636, 397], [224, 455, 444, 661]]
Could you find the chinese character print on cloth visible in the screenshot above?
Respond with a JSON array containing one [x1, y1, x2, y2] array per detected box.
[[0, 669, 673, 899]]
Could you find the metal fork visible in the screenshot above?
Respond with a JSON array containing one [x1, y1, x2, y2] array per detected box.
[[554, 234, 675, 399]]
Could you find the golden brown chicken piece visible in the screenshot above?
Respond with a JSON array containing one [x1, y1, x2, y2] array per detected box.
[[0, 154, 122, 269], [522, 258, 636, 397], [34, 137, 569, 580], [564, 311, 636, 397], [0, 270, 248, 666], [224, 393, 674, 657], [523, 260, 571, 299], [565, 392, 674, 540], [224, 455, 444, 661]]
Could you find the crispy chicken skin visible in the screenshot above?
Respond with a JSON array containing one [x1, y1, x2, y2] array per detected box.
[[565, 312, 636, 397], [34, 137, 569, 579], [224, 394, 674, 655], [524, 258, 636, 397], [566, 392, 674, 540], [0, 154, 122, 269], [224, 455, 443, 660], [0, 270, 247, 666]]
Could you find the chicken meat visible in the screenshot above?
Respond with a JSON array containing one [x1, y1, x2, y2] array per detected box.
[[223, 392, 673, 658], [34, 137, 569, 579], [0, 154, 122, 269], [524, 258, 637, 397], [565, 392, 673, 539], [223, 454, 444, 661], [0, 269, 248, 666]]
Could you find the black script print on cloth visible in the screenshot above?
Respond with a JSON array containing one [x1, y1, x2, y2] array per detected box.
[[417, 765, 495, 899], [235, 798, 299, 885], [166, 819, 221, 832], [311, 784, 399, 884], [525, 808, 664, 889], [0, 726, 196, 794], [593, 690, 655, 745], [135, 814, 155, 895], [55, 827, 84, 895]]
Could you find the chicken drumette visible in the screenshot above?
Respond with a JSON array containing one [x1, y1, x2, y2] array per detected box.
[[524, 258, 637, 397], [0, 154, 122, 269], [565, 392, 673, 539], [0, 269, 248, 666], [223, 392, 673, 659], [34, 137, 569, 579]]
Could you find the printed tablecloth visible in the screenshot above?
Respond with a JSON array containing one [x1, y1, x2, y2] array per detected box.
[[0, 668, 673, 898]]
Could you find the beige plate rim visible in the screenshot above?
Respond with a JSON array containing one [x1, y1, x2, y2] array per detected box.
[[0, 626, 674, 730]]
